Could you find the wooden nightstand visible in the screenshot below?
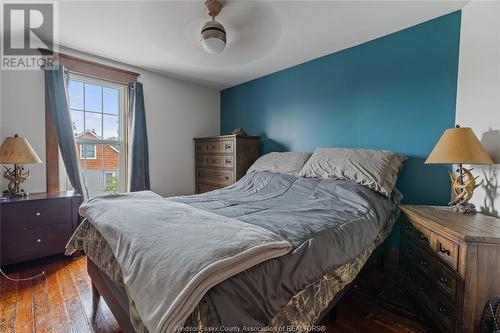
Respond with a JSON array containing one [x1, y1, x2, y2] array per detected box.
[[0, 192, 81, 266], [399, 205, 500, 333]]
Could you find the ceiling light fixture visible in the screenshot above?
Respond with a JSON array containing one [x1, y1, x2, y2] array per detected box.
[[201, 0, 226, 54]]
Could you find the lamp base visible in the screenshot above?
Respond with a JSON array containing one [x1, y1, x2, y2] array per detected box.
[[449, 202, 477, 214], [2, 164, 31, 198], [2, 189, 27, 199], [449, 165, 480, 207]]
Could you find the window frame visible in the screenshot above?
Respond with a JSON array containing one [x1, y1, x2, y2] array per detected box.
[[79, 143, 97, 159], [45, 51, 139, 194], [65, 72, 128, 195], [105, 171, 117, 185]]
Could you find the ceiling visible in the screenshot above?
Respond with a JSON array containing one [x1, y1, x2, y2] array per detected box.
[[54, 1, 467, 90]]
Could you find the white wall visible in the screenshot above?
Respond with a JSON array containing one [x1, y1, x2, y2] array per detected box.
[[142, 69, 220, 196], [0, 49, 220, 197], [1, 70, 47, 193], [456, 0, 500, 217]]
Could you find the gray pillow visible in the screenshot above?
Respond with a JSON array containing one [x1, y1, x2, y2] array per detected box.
[[298, 147, 407, 196], [247, 152, 312, 175]]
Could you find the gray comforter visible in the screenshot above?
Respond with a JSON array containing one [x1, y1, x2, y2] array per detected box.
[[78, 191, 292, 333], [171, 171, 399, 328]]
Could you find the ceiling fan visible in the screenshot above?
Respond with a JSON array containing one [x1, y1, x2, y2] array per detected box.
[[200, 0, 226, 54]]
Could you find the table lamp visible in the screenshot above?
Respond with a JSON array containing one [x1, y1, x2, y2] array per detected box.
[[0, 134, 42, 198], [425, 125, 493, 213]]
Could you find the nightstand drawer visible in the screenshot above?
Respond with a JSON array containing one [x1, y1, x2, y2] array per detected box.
[[430, 260, 461, 304], [400, 237, 433, 276], [401, 236, 460, 304], [401, 216, 432, 249], [429, 289, 458, 333], [401, 260, 432, 300], [196, 168, 234, 186], [1, 199, 72, 232], [431, 233, 460, 272], [1, 224, 73, 264], [401, 260, 458, 333]]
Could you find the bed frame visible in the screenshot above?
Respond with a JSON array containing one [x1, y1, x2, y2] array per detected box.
[[87, 258, 347, 332], [88, 259, 137, 333], [87, 236, 392, 332], [86, 203, 397, 333]]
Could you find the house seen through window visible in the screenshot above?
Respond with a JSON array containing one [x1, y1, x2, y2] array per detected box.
[[66, 74, 126, 197]]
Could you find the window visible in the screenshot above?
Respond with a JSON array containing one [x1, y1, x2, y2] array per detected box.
[[79, 144, 96, 159], [66, 74, 126, 197], [105, 171, 116, 184], [105, 171, 119, 193]]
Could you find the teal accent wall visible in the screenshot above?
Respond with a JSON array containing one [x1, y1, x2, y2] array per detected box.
[[221, 11, 461, 207]]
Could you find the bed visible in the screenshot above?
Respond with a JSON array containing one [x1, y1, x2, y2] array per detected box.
[[67, 171, 401, 333]]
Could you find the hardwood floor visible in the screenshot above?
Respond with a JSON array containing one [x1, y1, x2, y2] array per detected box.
[[0, 254, 437, 333], [1, 255, 121, 333], [328, 265, 438, 333]]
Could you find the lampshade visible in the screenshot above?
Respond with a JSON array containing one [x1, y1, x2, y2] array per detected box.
[[0, 135, 42, 164], [425, 127, 493, 165]]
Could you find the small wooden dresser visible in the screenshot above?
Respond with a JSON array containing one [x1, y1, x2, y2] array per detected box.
[[399, 205, 500, 333], [194, 135, 260, 193], [0, 192, 81, 266]]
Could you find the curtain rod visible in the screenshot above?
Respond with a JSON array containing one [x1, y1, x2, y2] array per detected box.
[[37, 48, 141, 80]]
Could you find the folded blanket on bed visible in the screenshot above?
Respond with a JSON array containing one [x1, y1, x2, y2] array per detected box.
[[79, 191, 292, 333]]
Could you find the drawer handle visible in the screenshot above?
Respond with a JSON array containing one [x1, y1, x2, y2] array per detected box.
[[225, 159, 231, 164], [35, 212, 41, 216], [36, 238, 42, 243], [418, 233, 428, 242], [438, 306, 447, 314], [418, 259, 427, 267], [224, 176, 230, 180], [225, 144, 231, 150], [439, 244, 451, 256], [439, 276, 448, 284]]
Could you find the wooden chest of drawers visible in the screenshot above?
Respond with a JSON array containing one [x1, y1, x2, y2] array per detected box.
[[0, 192, 81, 266], [194, 135, 260, 193], [400, 205, 500, 333]]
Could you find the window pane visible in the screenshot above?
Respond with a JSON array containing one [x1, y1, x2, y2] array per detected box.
[[80, 144, 106, 197], [85, 112, 102, 138], [103, 114, 119, 140], [70, 110, 84, 136], [68, 74, 125, 198], [85, 83, 102, 112], [104, 144, 120, 193], [68, 81, 83, 110], [105, 172, 115, 185], [103, 87, 119, 115], [80, 144, 96, 159]]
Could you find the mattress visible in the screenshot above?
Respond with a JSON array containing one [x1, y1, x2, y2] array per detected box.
[[67, 171, 400, 331]]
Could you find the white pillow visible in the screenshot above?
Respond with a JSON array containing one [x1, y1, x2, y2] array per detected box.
[[298, 147, 407, 196], [247, 152, 312, 175]]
